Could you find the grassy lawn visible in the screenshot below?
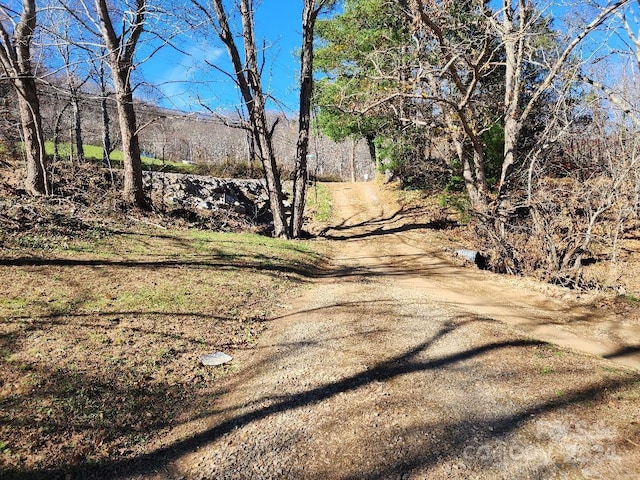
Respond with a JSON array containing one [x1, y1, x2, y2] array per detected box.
[[0, 226, 324, 476], [45, 142, 195, 174]]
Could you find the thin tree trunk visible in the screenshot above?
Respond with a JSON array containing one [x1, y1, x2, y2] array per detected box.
[[53, 101, 70, 162], [246, 130, 255, 177], [71, 88, 84, 162], [350, 136, 357, 182], [101, 95, 112, 163], [291, 0, 322, 238], [101, 88, 115, 185], [239, 0, 287, 237], [98, 58, 112, 167], [201, 0, 288, 236]]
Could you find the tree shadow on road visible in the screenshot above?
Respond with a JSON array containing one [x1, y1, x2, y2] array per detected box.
[[319, 204, 457, 241], [4, 322, 638, 479]]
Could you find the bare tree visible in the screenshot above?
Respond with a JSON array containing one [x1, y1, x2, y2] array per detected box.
[[505, 95, 640, 287], [490, 0, 631, 204], [291, 0, 333, 238], [579, 3, 640, 129], [404, 0, 496, 212], [0, 0, 48, 195], [61, 47, 88, 164], [92, 0, 147, 207], [192, 0, 289, 237], [43, 5, 91, 164], [55, 0, 149, 205]]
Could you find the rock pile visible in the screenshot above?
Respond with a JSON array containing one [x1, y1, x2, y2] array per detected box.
[[144, 172, 270, 222]]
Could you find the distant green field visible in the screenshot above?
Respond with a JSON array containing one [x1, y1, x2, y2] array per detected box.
[[45, 142, 194, 174]]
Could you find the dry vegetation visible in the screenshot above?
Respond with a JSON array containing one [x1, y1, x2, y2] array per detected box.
[[0, 159, 326, 477], [0, 226, 323, 476], [1, 156, 639, 478], [396, 183, 640, 303]]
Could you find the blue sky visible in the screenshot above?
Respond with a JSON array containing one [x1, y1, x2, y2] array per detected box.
[[142, 2, 307, 114], [137, 1, 638, 114]]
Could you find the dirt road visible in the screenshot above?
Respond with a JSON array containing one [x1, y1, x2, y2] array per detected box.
[[161, 182, 640, 479], [323, 183, 640, 372]]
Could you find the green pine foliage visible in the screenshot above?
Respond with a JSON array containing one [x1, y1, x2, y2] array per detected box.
[[314, 0, 409, 145]]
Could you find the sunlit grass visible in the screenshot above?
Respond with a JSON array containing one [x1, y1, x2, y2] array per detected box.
[[306, 182, 332, 223], [44, 141, 194, 173]]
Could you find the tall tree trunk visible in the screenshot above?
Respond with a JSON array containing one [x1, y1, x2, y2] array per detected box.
[[95, 0, 147, 208], [71, 87, 84, 162], [16, 79, 47, 195], [365, 134, 377, 171], [113, 67, 145, 206], [251, 116, 287, 237], [494, 0, 525, 239], [445, 112, 488, 213], [239, 0, 287, 237], [497, 3, 522, 203], [0, 0, 47, 195], [291, 0, 322, 238]]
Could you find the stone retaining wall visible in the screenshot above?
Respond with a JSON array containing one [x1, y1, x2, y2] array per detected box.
[[143, 172, 270, 222]]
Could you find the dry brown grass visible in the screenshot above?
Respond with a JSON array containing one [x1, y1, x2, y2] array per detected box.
[[0, 225, 325, 476]]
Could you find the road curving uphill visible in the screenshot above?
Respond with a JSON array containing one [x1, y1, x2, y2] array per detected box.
[[165, 182, 640, 480]]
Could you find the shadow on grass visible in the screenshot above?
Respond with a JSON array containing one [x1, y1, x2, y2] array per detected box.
[[0, 250, 448, 282], [604, 345, 640, 360], [0, 254, 324, 281], [0, 203, 458, 285]]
